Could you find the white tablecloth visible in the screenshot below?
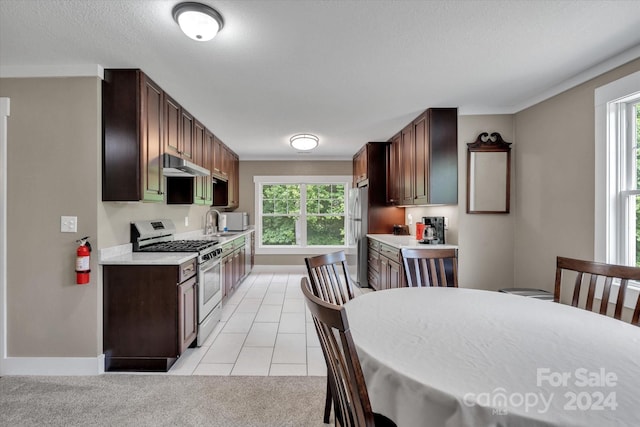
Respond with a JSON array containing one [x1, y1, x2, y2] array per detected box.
[[345, 288, 640, 427]]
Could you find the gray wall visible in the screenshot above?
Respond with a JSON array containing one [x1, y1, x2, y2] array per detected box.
[[1, 77, 101, 357], [407, 114, 516, 290], [513, 57, 640, 292]]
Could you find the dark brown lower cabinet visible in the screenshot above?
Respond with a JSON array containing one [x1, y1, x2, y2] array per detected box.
[[103, 259, 197, 372], [368, 238, 405, 290], [221, 236, 248, 300]]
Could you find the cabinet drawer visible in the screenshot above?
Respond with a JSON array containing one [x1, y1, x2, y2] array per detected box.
[[380, 244, 400, 262], [179, 258, 197, 282], [368, 239, 381, 252], [234, 236, 246, 249], [368, 249, 380, 269]]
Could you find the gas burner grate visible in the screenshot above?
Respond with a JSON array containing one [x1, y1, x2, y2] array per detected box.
[[138, 240, 219, 252]]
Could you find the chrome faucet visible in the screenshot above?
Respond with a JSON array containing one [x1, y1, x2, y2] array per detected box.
[[204, 208, 222, 235]]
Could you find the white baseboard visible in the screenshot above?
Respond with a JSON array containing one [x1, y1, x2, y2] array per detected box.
[[252, 264, 306, 273], [2, 354, 105, 376]]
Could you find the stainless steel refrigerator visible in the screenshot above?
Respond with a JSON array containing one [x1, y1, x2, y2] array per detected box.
[[349, 142, 406, 287], [348, 186, 368, 287], [348, 182, 405, 287]]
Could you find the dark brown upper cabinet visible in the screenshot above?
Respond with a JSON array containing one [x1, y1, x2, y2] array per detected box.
[[388, 132, 402, 205], [212, 143, 239, 209], [163, 94, 181, 158], [103, 68, 234, 204], [194, 129, 214, 206], [180, 109, 194, 161], [353, 146, 367, 186], [389, 108, 458, 206], [103, 69, 164, 202]]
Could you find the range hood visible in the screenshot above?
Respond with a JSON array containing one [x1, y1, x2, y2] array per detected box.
[[162, 153, 210, 177]]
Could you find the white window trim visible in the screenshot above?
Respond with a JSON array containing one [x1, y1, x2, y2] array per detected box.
[[594, 70, 640, 309], [253, 175, 352, 255]]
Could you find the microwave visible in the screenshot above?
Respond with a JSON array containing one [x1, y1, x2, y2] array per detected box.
[[224, 212, 249, 231]]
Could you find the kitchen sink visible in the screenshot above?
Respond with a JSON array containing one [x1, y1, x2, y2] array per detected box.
[[213, 231, 240, 237]]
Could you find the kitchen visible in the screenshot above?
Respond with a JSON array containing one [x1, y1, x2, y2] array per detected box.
[[0, 0, 639, 395]]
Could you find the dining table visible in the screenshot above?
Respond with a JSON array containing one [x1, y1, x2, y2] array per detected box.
[[344, 287, 640, 427]]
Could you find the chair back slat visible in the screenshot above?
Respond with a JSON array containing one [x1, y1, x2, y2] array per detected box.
[[600, 277, 613, 315], [572, 272, 583, 307], [614, 279, 629, 320], [585, 275, 597, 311], [305, 251, 354, 306], [555, 256, 640, 326], [401, 248, 458, 288], [301, 278, 376, 427]]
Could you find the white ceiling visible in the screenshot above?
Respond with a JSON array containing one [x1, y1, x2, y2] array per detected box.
[[1, 0, 639, 160]]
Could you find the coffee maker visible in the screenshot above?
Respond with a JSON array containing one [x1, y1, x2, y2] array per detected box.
[[420, 216, 445, 244]]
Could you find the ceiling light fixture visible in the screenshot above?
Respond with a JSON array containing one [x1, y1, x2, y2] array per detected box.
[[290, 134, 319, 151], [172, 2, 224, 42]]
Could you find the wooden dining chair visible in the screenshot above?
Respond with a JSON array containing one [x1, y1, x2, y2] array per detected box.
[[304, 250, 355, 424], [555, 256, 640, 325], [400, 248, 458, 288], [301, 278, 396, 427], [305, 251, 355, 305]]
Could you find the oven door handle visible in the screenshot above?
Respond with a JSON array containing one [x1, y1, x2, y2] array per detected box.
[[199, 257, 220, 272]]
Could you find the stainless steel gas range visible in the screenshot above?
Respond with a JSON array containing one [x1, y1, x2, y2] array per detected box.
[[131, 219, 222, 346]]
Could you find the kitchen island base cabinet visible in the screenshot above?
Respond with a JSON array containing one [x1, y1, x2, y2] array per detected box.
[[103, 260, 197, 372]]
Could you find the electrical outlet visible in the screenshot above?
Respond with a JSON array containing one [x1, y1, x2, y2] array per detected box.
[[61, 216, 77, 233], [444, 217, 449, 230], [184, 216, 189, 227]]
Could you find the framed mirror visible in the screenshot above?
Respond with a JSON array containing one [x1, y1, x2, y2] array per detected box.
[[467, 132, 512, 214]]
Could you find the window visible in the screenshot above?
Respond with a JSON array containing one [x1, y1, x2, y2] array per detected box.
[[595, 70, 640, 267], [254, 176, 351, 254]]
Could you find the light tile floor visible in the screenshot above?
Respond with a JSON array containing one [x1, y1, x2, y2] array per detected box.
[[167, 266, 369, 376]]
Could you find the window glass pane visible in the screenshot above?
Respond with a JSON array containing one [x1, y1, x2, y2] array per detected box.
[[262, 216, 297, 245], [307, 216, 345, 245], [257, 179, 348, 249], [307, 184, 345, 214], [262, 199, 274, 214], [263, 184, 300, 214]]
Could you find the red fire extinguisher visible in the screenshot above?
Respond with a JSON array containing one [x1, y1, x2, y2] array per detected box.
[[75, 236, 92, 285]]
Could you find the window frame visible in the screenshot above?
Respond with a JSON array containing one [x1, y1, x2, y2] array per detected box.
[[594, 70, 640, 309], [253, 175, 352, 255], [595, 71, 640, 267]]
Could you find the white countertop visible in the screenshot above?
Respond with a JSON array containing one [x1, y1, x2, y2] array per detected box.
[[100, 251, 197, 266], [367, 233, 458, 249], [99, 228, 254, 266]]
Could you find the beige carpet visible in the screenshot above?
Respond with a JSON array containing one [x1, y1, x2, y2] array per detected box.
[[0, 375, 329, 427]]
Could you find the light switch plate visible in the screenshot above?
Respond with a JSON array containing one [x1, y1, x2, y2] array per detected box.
[[61, 216, 77, 233]]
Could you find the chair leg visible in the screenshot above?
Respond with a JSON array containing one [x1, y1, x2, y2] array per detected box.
[[324, 377, 332, 424]]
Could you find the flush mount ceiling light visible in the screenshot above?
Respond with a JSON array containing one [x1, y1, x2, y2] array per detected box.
[[290, 134, 319, 151], [172, 2, 224, 42]]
